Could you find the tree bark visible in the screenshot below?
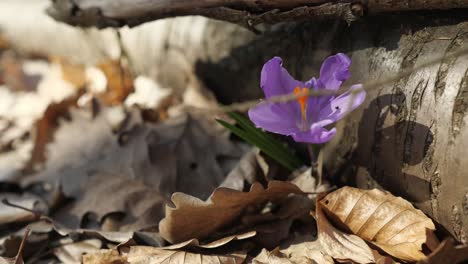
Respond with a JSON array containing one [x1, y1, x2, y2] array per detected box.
[[47, 0, 468, 29]]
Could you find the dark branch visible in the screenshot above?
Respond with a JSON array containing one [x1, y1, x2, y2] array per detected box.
[[47, 0, 468, 29]]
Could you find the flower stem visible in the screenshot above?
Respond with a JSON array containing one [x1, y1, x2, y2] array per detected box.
[[307, 144, 322, 185]]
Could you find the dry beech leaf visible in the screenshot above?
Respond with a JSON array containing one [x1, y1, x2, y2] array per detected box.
[[54, 239, 102, 264], [252, 248, 292, 264], [280, 240, 334, 264], [162, 231, 256, 250], [319, 187, 435, 262], [417, 239, 468, 264], [127, 246, 246, 264], [316, 198, 375, 263], [159, 181, 304, 243], [372, 249, 401, 264], [82, 249, 126, 264]]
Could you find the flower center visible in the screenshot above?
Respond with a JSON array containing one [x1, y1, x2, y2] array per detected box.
[[293, 86, 309, 131]]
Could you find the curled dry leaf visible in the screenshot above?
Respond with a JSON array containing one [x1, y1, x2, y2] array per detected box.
[[219, 149, 260, 191], [417, 239, 468, 264], [319, 187, 436, 262], [280, 239, 334, 264], [54, 239, 102, 264], [162, 231, 256, 250], [128, 247, 246, 264], [316, 198, 375, 263], [82, 249, 125, 264], [159, 181, 304, 243], [84, 247, 247, 264], [252, 248, 292, 264], [53, 173, 165, 231]]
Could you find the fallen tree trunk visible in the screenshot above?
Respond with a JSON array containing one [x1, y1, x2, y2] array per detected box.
[[47, 0, 468, 29]]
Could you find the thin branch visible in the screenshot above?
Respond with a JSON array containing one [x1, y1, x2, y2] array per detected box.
[[47, 0, 468, 29], [2, 198, 42, 219]]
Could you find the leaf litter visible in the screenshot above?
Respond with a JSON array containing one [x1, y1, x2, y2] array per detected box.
[[0, 38, 467, 264]]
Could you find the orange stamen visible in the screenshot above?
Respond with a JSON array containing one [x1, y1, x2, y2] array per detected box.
[[293, 86, 309, 121]]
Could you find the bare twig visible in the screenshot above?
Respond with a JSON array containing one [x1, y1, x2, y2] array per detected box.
[[2, 198, 42, 219]]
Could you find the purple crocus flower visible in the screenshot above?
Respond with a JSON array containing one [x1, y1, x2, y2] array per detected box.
[[248, 53, 366, 143]]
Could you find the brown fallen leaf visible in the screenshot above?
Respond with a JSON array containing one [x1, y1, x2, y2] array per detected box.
[[159, 181, 304, 243], [25, 92, 83, 172], [161, 231, 256, 250], [316, 198, 375, 263], [84, 234, 251, 264], [82, 249, 126, 264], [252, 248, 292, 264], [27, 108, 242, 202], [53, 173, 165, 231], [0, 229, 29, 264], [51, 56, 86, 89], [319, 186, 435, 262], [128, 247, 246, 264], [372, 249, 401, 264], [280, 239, 334, 264], [54, 239, 102, 264], [417, 239, 468, 264], [219, 149, 261, 191], [248, 195, 314, 249], [96, 60, 133, 105], [289, 167, 331, 197]]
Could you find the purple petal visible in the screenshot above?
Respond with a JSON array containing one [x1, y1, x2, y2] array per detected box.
[[319, 84, 366, 122], [318, 53, 351, 91], [248, 103, 300, 135], [292, 126, 337, 143], [261, 57, 304, 98]]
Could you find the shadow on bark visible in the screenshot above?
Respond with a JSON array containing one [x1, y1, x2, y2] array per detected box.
[[356, 93, 433, 203]]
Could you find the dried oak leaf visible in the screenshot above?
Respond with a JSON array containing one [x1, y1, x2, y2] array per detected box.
[[319, 186, 435, 262], [161, 231, 256, 250], [159, 181, 304, 243], [28, 108, 241, 201], [128, 247, 246, 264], [83, 233, 253, 264], [29, 218, 136, 245], [131, 247, 245, 264], [316, 197, 375, 263], [53, 173, 165, 231]]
